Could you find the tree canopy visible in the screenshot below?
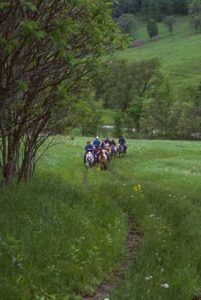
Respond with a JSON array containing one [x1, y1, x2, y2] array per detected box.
[[117, 13, 137, 34], [0, 0, 119, 183], [97, 58, 162, 132]]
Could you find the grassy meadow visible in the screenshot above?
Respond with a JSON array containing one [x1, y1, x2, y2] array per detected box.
[[1, 137, 201, 299]]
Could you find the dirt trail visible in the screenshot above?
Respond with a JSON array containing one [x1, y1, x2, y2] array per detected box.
[[82, 218, 141, 300]]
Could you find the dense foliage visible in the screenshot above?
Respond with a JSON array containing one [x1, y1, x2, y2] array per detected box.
[[117, 13, 137, 33], [189, 0, 201, 32], [96, 58, 162, 132], [147, 18, 159, 38], [0, 0, 118, 183]]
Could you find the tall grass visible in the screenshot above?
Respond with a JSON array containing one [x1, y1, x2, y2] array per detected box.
[[1, 138, 201, 299], [0, 169, 126, 299], [110, 140, 201, 300]]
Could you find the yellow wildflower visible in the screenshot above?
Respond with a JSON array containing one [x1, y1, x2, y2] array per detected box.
[[133, 184, 142, 193]]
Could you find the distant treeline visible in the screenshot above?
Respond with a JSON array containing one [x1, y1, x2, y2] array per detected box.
[[112, 0, 190, 20]]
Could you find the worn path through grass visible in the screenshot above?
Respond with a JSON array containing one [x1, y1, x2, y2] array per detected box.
[[1, 138, 201, 300], [40, 138, 201, 299]]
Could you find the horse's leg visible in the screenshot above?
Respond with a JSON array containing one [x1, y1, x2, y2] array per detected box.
[[100, 162, 103, 171]]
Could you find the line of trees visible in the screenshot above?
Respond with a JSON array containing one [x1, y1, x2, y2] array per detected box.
[[112, 0, 190, 19], [94, 58, 201, 140], [114, 0, 201, 36]]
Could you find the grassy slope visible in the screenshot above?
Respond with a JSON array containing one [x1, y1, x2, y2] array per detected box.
[[1, 138, 201, 299], [101, 17, 201, 126], [118, 16, 201, 86]]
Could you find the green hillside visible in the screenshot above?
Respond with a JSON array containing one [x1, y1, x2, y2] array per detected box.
[[116, 16, 201, 86]]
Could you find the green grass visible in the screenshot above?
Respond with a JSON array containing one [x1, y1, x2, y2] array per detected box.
[[0, 142, 127, 300], [117, 16, 201, 87], [1, 138, 201, 299]]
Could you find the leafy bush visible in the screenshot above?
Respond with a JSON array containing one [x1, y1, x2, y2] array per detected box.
[[147, 18, 159, 38], [117, 13, 137, 34], [189, 0, 201, 33], [163, 15, 175, 33]]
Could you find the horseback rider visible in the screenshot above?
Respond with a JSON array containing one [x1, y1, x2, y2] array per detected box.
[[110, 139, 117, 158], [119, 136, 127, 153], [101, 139, 106, 148], [105, 137, 110, 144], [110, 139, 116, 146], [93, 136, 101, 148], [84, 141, 94, 163]]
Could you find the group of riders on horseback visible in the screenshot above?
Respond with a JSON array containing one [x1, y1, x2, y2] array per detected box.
[[84, 136, 127, 170]]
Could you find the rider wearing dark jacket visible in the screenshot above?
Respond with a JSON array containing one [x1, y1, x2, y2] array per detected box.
[[105, 137, 110, 144], [93, 136, 101, 147], [110, 139, 116, 146], [85, 143, 94, 152], [84, 141, 94, 163], [119, 136, 127, 153]]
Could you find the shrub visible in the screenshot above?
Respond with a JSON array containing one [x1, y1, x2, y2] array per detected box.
[[189, 0, 201, 33], [117, 13, 137, 34], [163, 15, 175, 33], [147, 18, 159, 38]]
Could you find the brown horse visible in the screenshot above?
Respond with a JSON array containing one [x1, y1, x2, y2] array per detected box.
[[99, 149, 108, 171]]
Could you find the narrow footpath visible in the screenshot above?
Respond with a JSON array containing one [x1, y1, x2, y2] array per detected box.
[[82, 218, 141, 300]]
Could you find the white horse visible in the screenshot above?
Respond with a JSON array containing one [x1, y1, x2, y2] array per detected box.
[[85, 151, 94, 168]]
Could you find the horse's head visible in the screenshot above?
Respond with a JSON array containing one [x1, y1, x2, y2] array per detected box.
[[99, 149, 107, 160]]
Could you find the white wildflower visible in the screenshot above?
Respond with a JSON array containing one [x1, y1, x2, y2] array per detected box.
[[161, 283, 169, 288], [145, 275, 153, 281]]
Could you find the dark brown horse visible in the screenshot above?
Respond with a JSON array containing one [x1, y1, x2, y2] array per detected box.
[[99, 149, 108, 171]]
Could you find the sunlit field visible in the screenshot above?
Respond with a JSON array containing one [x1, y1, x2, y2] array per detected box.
[[0, 138, 201, 299]]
